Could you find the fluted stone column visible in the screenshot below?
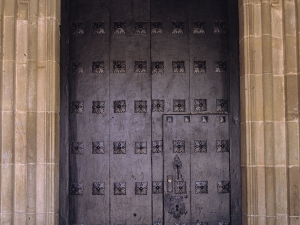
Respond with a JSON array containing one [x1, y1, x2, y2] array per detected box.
[[0, 0, 60, 224], [239, 0, 300, 224]]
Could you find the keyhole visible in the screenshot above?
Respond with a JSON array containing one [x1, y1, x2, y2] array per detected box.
[[176, 205, 179, 212]]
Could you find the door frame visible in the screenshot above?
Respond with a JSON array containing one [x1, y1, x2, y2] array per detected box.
[[59, 0, 241, 224]]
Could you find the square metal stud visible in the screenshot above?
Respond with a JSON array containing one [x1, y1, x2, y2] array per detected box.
[[173, 99, 186, 112], [134, 100, 147, 113], [134, 61, 147, 73], [113, 61, 126, 73], [152, 140, 163, 153], [72, 22, 84, 34], [151, 62, 164, 74], [166, 116, 173, 123], [184, 116, 190, 122], [71, 101, 84, 114], [194, 61, 206, 73], [134, 22, 147, 33], [152, 99, 164, 112], [194, 99, 207, 112], [114, 100, 126, 113], [71, 142, 84, 155], [151, 22, 163, 33], [152, 181, 163, 194], [195, 181, 208, 194], [135, 182, 148, 195], [71, 61, 84, 74], [201, 116, 208, 123], [172, 61, 185, 73], [92, 141, 105, 154], [214, 21, 226, 34], [172, 21, 184, 33], [193, 21, 205, 33], [114, 22, 125, 33], [173, 140, 185, 153], [217, 181, 230, 194], [92, 101, 105, 114], [215, 61, 227, 73], [92, 21, 105, 34], [92, 61, 104, 74], [174, 181, 186, 194], [135, 142, 147, 154], [194, 140, 207, 153], [216, 99, 228, 112], [114, 182, 126, 195], [70, 183, 83, 195], [113, 141, 126, 154], [216, 140, 229, 153], [92, 182, 105, 195], [219, 116, 226, 123]]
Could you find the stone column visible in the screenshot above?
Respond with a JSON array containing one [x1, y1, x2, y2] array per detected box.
[[0, 0, 60, 224], [239, 0, 300, 224]]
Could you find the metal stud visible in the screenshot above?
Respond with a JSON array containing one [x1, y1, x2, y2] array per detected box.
[[135, 182, 148, 195], [92, 101, 105, 114], [71, 142, 84, 155], [134, 61, 147, 73], [71, 61, 84, 74], [184, 116, 190, 123], [216, 140, 229, 152], [151, 62, 164, 74], [219, 116, 226, 123], [113, 141, 126, 154], [134, 22, 147, 33], [114, 182, 126, 195], [194, 61, 206, 73], [152, 99, 164, 112], [215, 61, 227, 73], [92, 141, 105, 154], [194, 140, 207, 153], [217, 181, 230, 194], [114, 100, 126, 113], [134, 100, 147, 113], [113, 61, 126, 73], [151, 22, 163, 33], [166, 116, 173, 123], [173, 140, 185, 153], [173, 99, 186, 112], [72, 22, 84, 34], [193, 21, 205, 33], [71, 101, 84, 114], [92, 21, 105, 34], [135, 142, 147, 154], [92, 61, 104, 74], [152, 181, 163, 194], [194, 99, 207, 112], [92, 182, 105, 195], [172, 61, 185, 73], [172, 21, 184, 33], [201, 116, 208, 123], [174, 181, 187, 194], [113, 22, 125, 33], [216, 99, 228, 112], [195, 181, 208, 194], [152, 140, 163, 153], [214, 21, 226, 34], [70, 183, 83, 195]]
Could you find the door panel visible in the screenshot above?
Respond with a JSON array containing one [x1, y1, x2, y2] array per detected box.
[[67, 0, 234, 224]]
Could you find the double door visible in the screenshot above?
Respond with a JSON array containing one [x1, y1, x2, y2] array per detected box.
[[68, 0, 235, 224]]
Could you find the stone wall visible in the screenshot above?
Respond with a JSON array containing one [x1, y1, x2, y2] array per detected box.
[[0, 0, 299, 224], [0, 0, 60, 224], [239, 0, 300, 224]]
